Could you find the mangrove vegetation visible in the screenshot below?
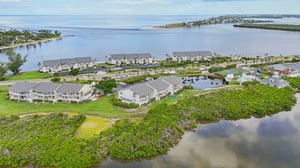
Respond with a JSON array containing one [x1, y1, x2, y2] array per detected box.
[[0, 84, 296, 167], [234, 24, 300, 32]]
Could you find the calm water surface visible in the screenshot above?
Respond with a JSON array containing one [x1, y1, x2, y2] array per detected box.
[[182, 76, 224, 89], [1, 15, 300, 71], [101, 94, 300, 168]]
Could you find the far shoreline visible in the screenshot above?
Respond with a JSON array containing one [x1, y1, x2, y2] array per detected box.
[[0, 36, 62, 50]]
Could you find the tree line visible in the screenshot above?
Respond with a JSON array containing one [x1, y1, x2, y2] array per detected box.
[[0, 29, 60, 47], [0, 48, 27, 80]]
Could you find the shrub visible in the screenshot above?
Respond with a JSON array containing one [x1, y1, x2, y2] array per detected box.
[[183, 84, 194, 90], [111, 97, 139, 108], [51, 77, 61, 83]]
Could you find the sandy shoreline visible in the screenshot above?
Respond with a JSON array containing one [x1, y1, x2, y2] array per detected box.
[[0, 37, 61, 50]]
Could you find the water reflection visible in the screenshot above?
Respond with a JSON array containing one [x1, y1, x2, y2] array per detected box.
[[101, 94, 300, 168], [182, 76, 224, 89]]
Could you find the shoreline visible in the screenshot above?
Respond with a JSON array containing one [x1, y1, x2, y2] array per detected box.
[[0, 36, 61, 50], [234, 24, 300, 32]]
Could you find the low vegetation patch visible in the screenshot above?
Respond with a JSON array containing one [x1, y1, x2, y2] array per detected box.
[[285, 77, 300, 89], [121, 74, 158, 84], [208, 64, 237, 73], [0, 113, 99, 168], [76, 116, 113, 138], [111, 97, 139, 109], [5, 70, 53, 80]]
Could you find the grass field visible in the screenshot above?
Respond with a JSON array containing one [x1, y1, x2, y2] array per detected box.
[[5, 71, 53, 80], [150, 85, 243, 109], [0, 85, 129, 118], [76, 115, 114, 138]]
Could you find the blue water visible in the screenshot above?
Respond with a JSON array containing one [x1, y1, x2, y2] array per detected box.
[[1, 15, 300, 71]]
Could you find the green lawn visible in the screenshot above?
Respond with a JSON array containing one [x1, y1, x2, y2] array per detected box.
[[0, 86, 129, 118], [216, 68, 246, 76], [150, 85, 243, 109], [5, 71, 53, 80], [76, 115, 114, 138]]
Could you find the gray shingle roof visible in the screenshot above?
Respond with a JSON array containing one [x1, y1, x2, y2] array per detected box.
[[43, 60, 62, 67], [8, 82, 39, 92], [173, 51, 212, 58], [9, 82, 89, 94], [57, 83, 85, 94], [42, 57, 93, 67], [129, 84, 154, 97], [76, 57, 93, 63], [260, 77, 289, 88], [146, 79, 169, 91], [61, 58, 77, 65], [161, 76, 183, 87], [33, 83, 61, 93], [110, 53, 152, 60]]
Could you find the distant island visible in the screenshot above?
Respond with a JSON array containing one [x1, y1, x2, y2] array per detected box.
[[154, 15, 272, 28], [234, 24, 300, 32], [0, 29, 61, 50]]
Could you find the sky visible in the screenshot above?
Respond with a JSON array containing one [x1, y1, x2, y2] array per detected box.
[[0, 0, 299, 15]]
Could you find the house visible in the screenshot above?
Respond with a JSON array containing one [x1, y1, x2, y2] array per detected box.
[[9, 82, 93, 102], [172, 51, 213, 62], [107, 53, 154, 66], [9, 82, 39, 102], [57, 83, 93, 102], [268, 63, 300, 77], [160, 76, 183, 94], [33, 82, 61, 102], [225, 74, 234, 82], [146, 79, 171, 100], [118, 76, 183, 106], [118, 84, 156, 106], [259, 77, 289, 88], [238, 73, 257, 83], [40, 57, 94, 73]]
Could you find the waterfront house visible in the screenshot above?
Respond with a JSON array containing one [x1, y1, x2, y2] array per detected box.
[[107, 53, 154, 66], [172, 51, 213, 62], [9, 82, 93, 103], [160, 76, 183, 94], [118, 75, 183, 106], [40, 57, 94, 73], [118, 84, 156, 106], [146, 79, 171, 100]]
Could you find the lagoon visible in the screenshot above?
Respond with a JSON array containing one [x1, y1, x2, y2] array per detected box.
[[101, 94, 300, 168], [182, 76, 225, 89], [1, 15, 300, 71]]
